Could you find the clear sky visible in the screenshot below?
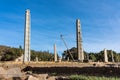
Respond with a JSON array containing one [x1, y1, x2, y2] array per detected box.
[[0, 0, 120, 56]]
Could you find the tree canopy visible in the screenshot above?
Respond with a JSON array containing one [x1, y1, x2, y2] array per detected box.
[[0, 45, 54, 61], [62, 47, 120, 62]]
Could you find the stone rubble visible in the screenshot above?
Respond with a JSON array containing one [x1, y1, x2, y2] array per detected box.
[[0, 67, 24, 79], [27, 75, 39, 80]]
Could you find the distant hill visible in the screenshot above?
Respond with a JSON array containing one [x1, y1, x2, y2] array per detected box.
[[0, 45, 11, 55]]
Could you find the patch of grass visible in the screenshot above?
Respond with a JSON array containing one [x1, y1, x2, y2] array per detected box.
[[50, 72, 57, 76], [69, 75, 120, 80]]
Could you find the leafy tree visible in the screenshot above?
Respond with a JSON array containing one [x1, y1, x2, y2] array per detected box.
[[1, 49, 15, 61], [0, 45, 54, 61], [62, 47, 87, 61], [89, 53, 97, 61], [62, 47, 120, 62], [62, 47, 77, 60], [31, 50, 54, 61]]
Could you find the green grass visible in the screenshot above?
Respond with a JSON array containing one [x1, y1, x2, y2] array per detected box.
[[69, 75, 120, 80]]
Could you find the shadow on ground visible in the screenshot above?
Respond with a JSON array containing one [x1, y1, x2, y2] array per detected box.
[[22, 66, 120, 77]]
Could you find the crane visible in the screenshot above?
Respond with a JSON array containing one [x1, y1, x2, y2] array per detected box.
[[60, 35, 75, 61]]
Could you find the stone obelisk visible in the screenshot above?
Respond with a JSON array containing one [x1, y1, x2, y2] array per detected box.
[[76, 19, 84, 62], [104, 48, 108, 62], [54, 44, 57, 62], [23, 9, 31, 62], [111, 50, 114, 62]]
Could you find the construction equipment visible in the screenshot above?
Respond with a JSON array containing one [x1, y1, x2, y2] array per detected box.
[[60, 35, 75, 61]]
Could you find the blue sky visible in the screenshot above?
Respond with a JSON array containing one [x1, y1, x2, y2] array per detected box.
[[0, 0, 120, 56]]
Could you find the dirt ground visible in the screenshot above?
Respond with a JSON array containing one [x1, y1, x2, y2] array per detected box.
[[0, 61, 119, 80]]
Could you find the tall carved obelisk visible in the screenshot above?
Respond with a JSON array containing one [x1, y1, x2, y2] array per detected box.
[[76, 19, 84, 62], [23, 9, 31, 62]]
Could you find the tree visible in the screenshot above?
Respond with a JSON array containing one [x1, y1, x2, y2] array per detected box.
[[89, 53, 97, 61], [1, 47, 23, 61], [62, 47, 77, 60], [62, 47, 87, 61], [1, 49, 16, 61], [31, 50, 54, 61]]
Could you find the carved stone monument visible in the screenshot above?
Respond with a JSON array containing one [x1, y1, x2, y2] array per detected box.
[[23, 9, 31, 62], [54, 44, 57, 62], [76, 19, 84, 62], [104, 48, 108, 62]]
